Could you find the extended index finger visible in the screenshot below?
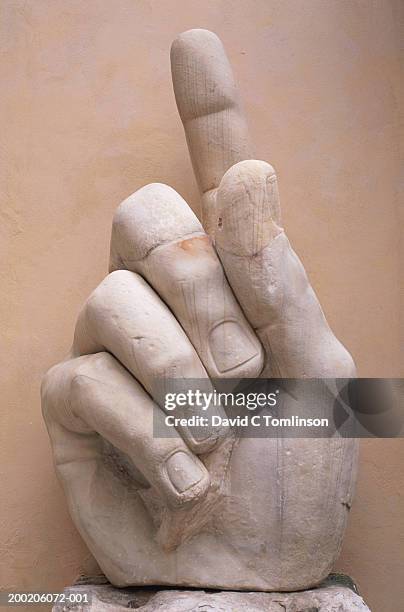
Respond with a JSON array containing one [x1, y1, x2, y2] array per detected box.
[[171, 29, 253, 235]]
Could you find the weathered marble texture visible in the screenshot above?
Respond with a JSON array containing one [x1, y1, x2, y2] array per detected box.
[[42, 29, 358, 591]]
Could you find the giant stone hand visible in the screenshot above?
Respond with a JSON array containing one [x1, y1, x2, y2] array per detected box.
[[42, 29, 358, 591]]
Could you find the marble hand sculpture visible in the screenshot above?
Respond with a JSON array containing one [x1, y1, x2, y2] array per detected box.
[[42, 29, 358, 591]]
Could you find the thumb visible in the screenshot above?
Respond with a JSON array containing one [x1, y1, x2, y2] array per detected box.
[[215, 160, 355, 378]]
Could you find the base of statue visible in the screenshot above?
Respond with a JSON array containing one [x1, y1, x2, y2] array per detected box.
[[52, 573, 371, 611]]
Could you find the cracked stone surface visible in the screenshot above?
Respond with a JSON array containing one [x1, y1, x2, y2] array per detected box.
[[53, 576, 371, 611]]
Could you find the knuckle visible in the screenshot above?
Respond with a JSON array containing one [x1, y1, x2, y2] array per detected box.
[[70, 353, 116, 390], [85, 270, 141, 316], [337, 350, 357, 378], [41, 362, 63, 403], [41, 361, 69, 422], [69, 372, 90, 395]]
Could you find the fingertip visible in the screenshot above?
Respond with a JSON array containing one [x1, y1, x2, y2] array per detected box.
[[163, 450, 211, 509], [171, 28, 222, 53], [170, 28, 238, 122], [223, 159, 276, 179], [216, 159, 283, 257]]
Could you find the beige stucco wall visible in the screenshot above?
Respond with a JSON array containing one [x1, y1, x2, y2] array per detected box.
[[1, 1, 403, 610]]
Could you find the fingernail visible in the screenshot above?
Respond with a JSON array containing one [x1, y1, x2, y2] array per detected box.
[[209, 320, 258, 373], [165, 451, 205, 493]]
